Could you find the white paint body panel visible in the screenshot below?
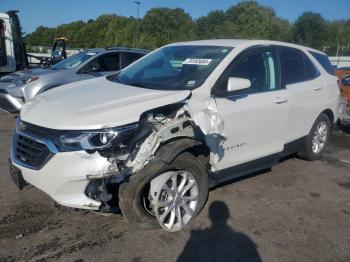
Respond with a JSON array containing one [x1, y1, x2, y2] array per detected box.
[[21, 77, 190, 130], [284, 76, 326, 143], [11, 151, 111, 210], [214, 89, 289, 169]]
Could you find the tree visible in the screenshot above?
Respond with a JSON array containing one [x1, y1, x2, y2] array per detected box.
[[226, 1, 289, 40], [292, 12, 330, 50], [196, 10, 238, 39], [23, 2, 348, 55], [328, 19, 350, 55], [141, 8, 196, 48], [25, 26, 56, 46]]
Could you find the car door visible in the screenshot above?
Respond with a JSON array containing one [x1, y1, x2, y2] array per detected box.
[[79, 52, 121, 80], [212, 46, 289, 170], [279, 47, 326, 143]]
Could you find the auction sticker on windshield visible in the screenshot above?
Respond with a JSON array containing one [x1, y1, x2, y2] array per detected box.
[[183, 58, 212, 66]]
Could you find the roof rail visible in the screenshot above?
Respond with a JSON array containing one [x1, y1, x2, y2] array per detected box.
[[105, 47, 149, 52]]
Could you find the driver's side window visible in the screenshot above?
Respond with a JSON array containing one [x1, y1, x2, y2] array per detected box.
[[214, 47, 280, 96], [80, 53, 121, 73], [81, 57, 103, 73]]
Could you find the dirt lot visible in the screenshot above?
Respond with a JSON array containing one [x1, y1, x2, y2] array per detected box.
[[0, 111, 349, 262]]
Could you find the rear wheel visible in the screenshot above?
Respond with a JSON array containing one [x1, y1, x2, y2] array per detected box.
[[119, 152, 208, 232], [298, 113, 331, 160]]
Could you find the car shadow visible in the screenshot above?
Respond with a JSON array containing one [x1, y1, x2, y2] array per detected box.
[[338, 122, 350, 134], [177, 201, 262, 262]]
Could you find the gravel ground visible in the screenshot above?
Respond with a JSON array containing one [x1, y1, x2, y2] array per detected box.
[[0, 111, 349, 262]]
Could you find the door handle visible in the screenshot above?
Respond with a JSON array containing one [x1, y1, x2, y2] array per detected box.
[[313, 86, 322, 91], [274, 97, 288, 104]]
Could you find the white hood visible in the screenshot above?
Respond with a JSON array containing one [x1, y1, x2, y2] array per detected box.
[[21, 77, 191, 130]]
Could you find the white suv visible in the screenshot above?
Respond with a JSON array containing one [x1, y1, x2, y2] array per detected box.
[[9, 40, 339, 232]]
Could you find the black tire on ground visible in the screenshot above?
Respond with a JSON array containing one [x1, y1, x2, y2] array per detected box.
[[298, 113, 331, 161], [118, 151, 209, 229]]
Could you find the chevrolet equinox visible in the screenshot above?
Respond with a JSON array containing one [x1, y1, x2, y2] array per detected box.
[[9, 40, 340, 232]]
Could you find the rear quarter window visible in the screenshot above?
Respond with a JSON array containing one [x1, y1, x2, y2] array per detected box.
[[309, 51, 335, 76], [279, 47, 320, 85], [124, 52, 145, 67], [303, 53, 320, 80], [279, 47, 305, 85]]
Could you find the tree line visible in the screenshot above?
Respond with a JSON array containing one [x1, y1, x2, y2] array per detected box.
[[25, 1, 350, 55]]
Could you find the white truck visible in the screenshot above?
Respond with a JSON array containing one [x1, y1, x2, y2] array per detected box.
[[0, 10, 67, 77]]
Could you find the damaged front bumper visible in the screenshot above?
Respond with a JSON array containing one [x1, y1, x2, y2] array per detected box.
[[11, 150, 114, 211]]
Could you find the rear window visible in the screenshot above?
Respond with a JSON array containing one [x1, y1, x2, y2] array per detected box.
[[279, 47, 320, 85], [310, 51, 335, 76]]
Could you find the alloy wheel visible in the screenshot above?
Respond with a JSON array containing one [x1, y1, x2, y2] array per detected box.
[[312, 121, 328, 154]]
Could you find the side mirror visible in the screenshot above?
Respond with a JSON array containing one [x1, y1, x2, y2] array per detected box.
[[227, 77, 251, 93]]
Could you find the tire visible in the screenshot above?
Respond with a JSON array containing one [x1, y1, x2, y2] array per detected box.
[[298, 113, 331, 161], [119, 151, 208, 231]]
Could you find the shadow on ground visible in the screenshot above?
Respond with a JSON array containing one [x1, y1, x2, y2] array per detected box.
[[338, 121, 350, 134], [177, 201, 262, 262]]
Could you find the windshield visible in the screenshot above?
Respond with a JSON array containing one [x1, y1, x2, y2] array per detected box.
[[51, 52, 96, 70], [112, 45, 233, 90]]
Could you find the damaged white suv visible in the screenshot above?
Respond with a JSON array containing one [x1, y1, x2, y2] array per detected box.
[[10, 40, 339, 232]]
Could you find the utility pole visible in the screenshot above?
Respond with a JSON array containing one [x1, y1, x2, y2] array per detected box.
[[134, 1, 141, 47]]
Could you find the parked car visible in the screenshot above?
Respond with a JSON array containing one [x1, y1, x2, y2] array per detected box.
[[9, 40, 339, 232], [336, 67, 350, 97], [0, 47, 148, 113]]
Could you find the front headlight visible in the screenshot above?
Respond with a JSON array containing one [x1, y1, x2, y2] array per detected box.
[[55, 123, 139, 152]]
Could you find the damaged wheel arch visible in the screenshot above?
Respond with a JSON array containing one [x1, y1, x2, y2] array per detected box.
[[84, 99, 221, 217], [118, 151, 209, 230]]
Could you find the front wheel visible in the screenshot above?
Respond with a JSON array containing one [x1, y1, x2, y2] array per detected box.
[[298, 113, 331, 160], [119, 152, 208, 232]]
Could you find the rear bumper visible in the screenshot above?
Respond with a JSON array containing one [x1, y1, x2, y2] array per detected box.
[[0, 93, 23, 113]]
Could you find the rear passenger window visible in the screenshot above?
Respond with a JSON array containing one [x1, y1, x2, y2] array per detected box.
[[124, 52, 144, 67], [100, 53, 121, 71], [279, 47, 319, 85], [280, 48, 305, 85], [310, 51, 335, 76]]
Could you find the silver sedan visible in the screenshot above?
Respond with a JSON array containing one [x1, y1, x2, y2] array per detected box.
[[0, 47, 148, 113]]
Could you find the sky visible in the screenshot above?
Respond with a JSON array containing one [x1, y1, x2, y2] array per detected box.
[[1, 0, 349, 34]]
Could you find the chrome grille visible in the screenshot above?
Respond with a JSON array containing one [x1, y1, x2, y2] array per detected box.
[[13, 134, 52, 169], [12, 121, 57, 170]]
